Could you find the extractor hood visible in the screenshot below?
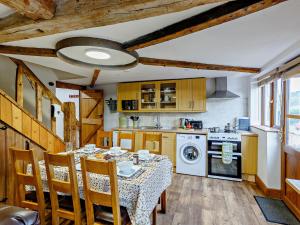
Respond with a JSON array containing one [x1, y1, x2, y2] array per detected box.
[[207, 77, 239, 99]]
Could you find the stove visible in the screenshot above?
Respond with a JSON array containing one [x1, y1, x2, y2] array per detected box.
[[207, 131, 242, 181]]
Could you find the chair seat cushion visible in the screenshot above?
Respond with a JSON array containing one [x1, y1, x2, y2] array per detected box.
[[0, 204, 40, 225], [94, 205, 130, 225]]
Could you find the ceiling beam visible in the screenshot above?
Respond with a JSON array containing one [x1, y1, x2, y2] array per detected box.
[[0, 45, 57, 57], [90, 69, 100, 87], [0, 0, 227, 43], [124, 0, 286, 51], [139, 57, 261, 73], [56, 81, 86, 90], [0, 0, 55, 20]]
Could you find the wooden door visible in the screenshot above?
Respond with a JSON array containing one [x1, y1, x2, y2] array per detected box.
[[178, 79, 193, 111], [80, 90, 104, 147], [0, 126, 6, 201], [192, 78, 206, 112]]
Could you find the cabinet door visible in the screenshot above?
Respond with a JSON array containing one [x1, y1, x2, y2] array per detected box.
[[134, 132, 144, 151], [12, 104, 22, 132], [140, 82, 159, 111], [159, 80, 178, 111], [192, 78, 206, 112], [162, 133, 176, 166], [242, 136, 258, 175], [178, 79, 193, 111]]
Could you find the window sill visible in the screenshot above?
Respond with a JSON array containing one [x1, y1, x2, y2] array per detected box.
[[251, 125, 280, 133]]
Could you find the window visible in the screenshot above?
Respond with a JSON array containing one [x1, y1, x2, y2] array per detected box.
[[274, 79, 282, 127], [264, 84, 271, 126], [286, 77, 300, 149]]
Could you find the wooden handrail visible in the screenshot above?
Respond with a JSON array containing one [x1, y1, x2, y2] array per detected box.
[[0, 89, 65, 153]]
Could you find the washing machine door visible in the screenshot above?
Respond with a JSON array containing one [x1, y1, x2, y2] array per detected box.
[[180, 143, 201, 164]]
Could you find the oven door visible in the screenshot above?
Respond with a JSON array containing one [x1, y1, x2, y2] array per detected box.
[[208, 152, 242, 181], [208, 140, 241, 153]]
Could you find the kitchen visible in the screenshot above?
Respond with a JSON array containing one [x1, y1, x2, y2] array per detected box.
[[0, 1, 299, 225]]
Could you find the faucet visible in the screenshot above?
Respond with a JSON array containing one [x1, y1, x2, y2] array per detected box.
[[154, 113, 162, 129]]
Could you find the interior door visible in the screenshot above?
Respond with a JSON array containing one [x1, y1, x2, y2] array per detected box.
[[80, 90, 104, 147]]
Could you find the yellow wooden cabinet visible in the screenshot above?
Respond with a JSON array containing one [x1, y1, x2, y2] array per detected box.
[[117, 82, 139, 112], [178, 78, 206, 112], [117, 78, 206, 112], [161, 132, 176, 167], [242, 136, 258, 175]]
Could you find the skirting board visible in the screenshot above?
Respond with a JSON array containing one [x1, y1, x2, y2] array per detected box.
[[255, 175, 282, 199]]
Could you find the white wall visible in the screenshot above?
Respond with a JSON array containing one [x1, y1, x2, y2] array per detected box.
[[96, 76, 251, 130]]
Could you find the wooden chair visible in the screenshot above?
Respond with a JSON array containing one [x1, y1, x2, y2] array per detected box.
[[96, 130, 113, 149], [9, 147, 47, 225], [80, 157, 131, 225], [44, 152, 82, 225], [142, 133, 162, 155], [117, 132, 135, 152]]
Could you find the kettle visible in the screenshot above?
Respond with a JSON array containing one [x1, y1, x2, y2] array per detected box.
[[179, 118, 189, 128]]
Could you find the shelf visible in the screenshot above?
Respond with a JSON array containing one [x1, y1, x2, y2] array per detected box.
[[141, 102, 156, 104], [161, 90, 176, 93], [141, 91, 156, 93], [286, 178, 300, 194], [161, 102, 176, 104]]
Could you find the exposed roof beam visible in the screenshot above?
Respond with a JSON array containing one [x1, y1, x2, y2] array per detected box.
[[90, 69, 100, 87], [56, 81, 86, 90], [139, 57, 261, 73], [124, 0, 286, 51], [0, 0, 227, 43], [0, 45, 57, 57], [0, 0, 55, 20]]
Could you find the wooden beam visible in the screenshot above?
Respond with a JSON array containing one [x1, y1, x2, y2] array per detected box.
[[124, 0, 286, 51], [0, 45, 57, 57], [0, 0, 227, 43], [139, 57, 261, 73], [15, 65, 23, 106], [0, 0, 55, 20], [10, 58, 62, 105], [56, 81, 85, 90], [90, 69, 100, 88]]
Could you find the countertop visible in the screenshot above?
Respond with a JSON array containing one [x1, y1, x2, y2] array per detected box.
[[113, 127, 258, 137]]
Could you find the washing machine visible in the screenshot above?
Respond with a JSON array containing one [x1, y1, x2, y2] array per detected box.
[[176, 134, 207, 176]]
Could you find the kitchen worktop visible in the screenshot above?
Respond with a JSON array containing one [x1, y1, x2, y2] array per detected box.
[[113, 127, 258, 136]]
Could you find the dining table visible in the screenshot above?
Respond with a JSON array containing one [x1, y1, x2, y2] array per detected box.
[[27, 148, 173, 225]]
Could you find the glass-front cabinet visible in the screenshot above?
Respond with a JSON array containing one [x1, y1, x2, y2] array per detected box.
[[140, 82, 159, 111], [159, 81, 177, 111]]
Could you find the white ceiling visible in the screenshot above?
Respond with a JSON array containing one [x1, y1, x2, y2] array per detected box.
[[1, 0, 300, 85], [0, 3, 14, 18]]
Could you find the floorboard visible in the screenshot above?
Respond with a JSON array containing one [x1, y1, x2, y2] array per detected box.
[[157, 174, 276, 225]]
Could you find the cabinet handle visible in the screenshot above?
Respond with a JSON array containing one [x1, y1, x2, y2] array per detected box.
[[192, 101, 194, 109], [162, 136, 168, 138]]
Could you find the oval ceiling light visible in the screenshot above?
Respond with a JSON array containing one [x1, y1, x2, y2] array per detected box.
[[56, 37, 139, 70], [85, 49, 111, 60]]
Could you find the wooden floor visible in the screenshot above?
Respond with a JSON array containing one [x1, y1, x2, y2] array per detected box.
[[157, 174, 276, 225]]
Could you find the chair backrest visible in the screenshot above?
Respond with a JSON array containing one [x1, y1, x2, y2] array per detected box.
[[80, 157, 121, 225], [44, 152, 81, 224], [117, 132, 135, 152], [142, 133, 162, 155], [96, 130, 113, 149], [9, 147, 46, 225]]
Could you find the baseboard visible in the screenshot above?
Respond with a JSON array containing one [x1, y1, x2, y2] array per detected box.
[[255, 175, 282, 199], [242, 174, 255, 182], [283, 196, 300, 221]]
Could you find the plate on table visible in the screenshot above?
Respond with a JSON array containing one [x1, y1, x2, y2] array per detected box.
[[117, 165, 141, 178], [103, 149, 127, 156]]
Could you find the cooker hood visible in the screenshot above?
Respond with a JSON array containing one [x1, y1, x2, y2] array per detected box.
[[208, 77, 239, 99]]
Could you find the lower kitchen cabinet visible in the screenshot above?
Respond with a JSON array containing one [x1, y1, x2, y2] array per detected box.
[[242, 136, 258, 175], [134, 131, 176, 166], [161, 133, 176, 167]]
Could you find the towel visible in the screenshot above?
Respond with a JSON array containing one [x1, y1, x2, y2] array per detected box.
[[222, 142, 233, 164]]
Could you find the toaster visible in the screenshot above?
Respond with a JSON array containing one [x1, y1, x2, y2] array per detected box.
[[190, 121, 203, 129]]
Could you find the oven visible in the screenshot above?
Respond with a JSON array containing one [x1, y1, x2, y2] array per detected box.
[[208, 152, 241, 181], [207, 133, 242, 181]]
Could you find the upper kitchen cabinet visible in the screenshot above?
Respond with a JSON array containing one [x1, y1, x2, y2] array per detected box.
[[159, 80, 178, 111], [139, 81, 159, 111], [178, 78, 206, 112], [117, 82, 139, 112], [117, 78, 206, 112]]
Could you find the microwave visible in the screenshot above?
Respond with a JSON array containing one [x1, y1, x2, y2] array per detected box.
[[122, 100, 138, 110]]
